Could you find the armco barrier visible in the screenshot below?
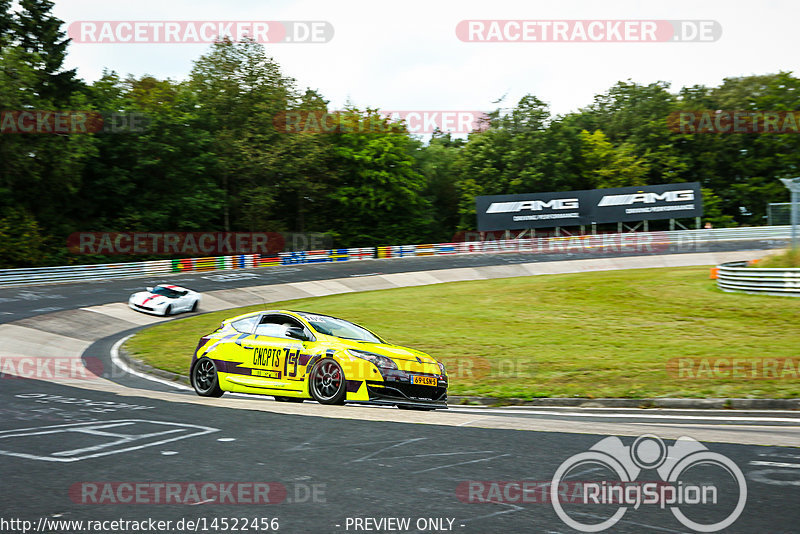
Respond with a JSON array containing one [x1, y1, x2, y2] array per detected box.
[[717, 260, 800, 297], [0, 255, 256, 288], [0, 227, 792, 288]]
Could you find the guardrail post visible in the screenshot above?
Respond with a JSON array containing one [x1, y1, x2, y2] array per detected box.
[[780, 178, 800, 250]]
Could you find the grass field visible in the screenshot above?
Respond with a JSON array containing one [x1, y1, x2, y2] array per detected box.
[[124, 266, 800, 399], [757, 248, 800, 268]]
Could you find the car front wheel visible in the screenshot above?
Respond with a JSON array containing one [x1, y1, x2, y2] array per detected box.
[[192, 358, 224, 397], [309, 359, 346, 405]]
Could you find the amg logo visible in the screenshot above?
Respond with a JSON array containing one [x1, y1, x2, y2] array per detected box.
[[486, 198, 579, 213], [598, 190, 695, 207]]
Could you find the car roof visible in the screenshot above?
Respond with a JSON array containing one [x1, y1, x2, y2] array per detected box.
[[223, 310, 336, 323], [155, 284, 188, 291]]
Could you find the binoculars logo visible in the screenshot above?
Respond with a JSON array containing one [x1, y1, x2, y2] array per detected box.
[[550, 434, 747, 532]]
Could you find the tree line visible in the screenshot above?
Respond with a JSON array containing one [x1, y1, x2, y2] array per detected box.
[[1, 0, 798, 267]]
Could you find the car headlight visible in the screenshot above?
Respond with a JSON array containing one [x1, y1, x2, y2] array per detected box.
[[348, 349, 398, 370], [437, 361, 446, 376]]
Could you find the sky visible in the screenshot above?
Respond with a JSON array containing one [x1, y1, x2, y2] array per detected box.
[[50, 0, 799, 118]]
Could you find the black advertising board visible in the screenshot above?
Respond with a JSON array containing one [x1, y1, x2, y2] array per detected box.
[[476, 182, 703, 231], [591, 182, 703, 224], [475, 190, 587, 231]]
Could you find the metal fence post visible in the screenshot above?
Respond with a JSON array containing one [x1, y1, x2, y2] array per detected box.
[[780, 178, 800, 250]]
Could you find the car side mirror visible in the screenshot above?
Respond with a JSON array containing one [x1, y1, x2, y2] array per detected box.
[[285, 326, 308, 341], [146, 287, 153, 292]]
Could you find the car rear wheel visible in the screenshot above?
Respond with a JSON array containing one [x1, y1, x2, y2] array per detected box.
[[190, 300, 198, 312], [309, 359, 346, 405], [192, 358, 224, 397], [164, 305, 172, 316]]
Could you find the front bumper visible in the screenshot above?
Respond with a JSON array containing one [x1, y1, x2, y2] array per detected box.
[[128, 301, 165, 315], [364, 379, 448, 408]]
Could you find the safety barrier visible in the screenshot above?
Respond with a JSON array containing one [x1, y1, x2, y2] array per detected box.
[[0, 226, 792, 288], [716, 260, 800, 297], [0, 255, 257, 288]]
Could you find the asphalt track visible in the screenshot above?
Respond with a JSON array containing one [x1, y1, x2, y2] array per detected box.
[[1, 241, 799, 533], [0, 237, 784, 322]]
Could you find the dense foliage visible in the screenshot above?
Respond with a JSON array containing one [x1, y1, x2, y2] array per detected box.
[[1, 2, 798, 267]]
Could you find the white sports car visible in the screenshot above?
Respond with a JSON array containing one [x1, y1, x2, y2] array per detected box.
[[128, 284, 201, 316]]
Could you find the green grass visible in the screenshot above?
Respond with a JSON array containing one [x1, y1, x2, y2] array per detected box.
[[124, 266, 800, 399], [756, 248, 800, 268]]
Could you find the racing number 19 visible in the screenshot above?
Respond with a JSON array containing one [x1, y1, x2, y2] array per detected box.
[[283, 347, 301, 378]]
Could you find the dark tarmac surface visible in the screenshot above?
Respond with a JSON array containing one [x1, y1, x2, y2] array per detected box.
[[0, 237, 783, 323], [1, 378, 797, 534], [1, 239, 796, 533]]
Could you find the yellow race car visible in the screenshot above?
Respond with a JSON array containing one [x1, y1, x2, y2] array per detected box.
[[190, 310, 448, 409]]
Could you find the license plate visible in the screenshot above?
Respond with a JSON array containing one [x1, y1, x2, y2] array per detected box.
[[411, 375, 437, 387]]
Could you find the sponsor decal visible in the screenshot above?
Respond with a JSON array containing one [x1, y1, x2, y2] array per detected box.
[[485, 199, 580, 213], [597, 190, 695, 207]]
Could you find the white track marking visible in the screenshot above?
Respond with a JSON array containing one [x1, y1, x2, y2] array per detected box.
[[750, 461, 800, 469], [111, 335, 192, 391], [447, 407, 800, 424], [0, 420, 218, 462]]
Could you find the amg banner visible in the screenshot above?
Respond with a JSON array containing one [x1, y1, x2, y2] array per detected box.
[[476, 182, 702, 231]]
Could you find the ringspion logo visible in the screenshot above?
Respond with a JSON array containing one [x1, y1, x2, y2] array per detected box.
[[550, 435, 746, 532]]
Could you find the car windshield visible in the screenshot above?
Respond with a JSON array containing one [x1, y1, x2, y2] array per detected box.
[[296, 313, 382, 343], [150, 286, 184, 298]]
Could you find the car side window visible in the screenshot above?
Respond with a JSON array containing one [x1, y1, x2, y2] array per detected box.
[[231, 316, 258, 334], [255, 315, 305, 339]]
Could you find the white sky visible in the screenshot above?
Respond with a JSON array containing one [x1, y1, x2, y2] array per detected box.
[[52, 0, 799, 117]]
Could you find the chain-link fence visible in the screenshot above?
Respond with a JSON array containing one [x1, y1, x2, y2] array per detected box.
[[767, 203, 793, 226]]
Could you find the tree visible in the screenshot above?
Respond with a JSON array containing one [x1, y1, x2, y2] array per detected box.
[[325, 108, 432, 245], [0, 208, 46, 267], [0, 0, 12, 48], [13, 0, 79, 100], [189, 38, 295, 231], [579, 130, 648, 188]]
